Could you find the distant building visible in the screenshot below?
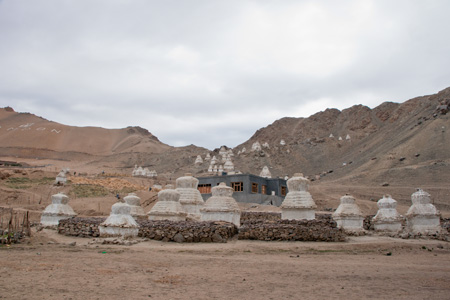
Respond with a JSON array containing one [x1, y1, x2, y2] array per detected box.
[[197, 174, 287, 206]]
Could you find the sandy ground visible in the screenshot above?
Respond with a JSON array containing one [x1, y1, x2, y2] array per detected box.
[[1, 229, 450, 300]]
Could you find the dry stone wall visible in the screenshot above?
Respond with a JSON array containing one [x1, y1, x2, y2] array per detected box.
[[239, 214, 346, 242], [58, 217, 237, 243]]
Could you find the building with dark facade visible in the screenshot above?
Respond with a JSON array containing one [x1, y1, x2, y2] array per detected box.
[[197, 174, 287, 206]]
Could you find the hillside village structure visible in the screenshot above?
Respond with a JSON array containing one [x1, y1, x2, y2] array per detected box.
[[197, 174, 287, 206]]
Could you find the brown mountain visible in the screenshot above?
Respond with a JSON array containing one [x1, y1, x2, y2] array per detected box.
[[0, 107, 171, 162]]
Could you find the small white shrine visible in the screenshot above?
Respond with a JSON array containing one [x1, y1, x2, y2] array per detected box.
[[200, 182, 241, 227], [406, 189, 441, 234], [41, 193, 77, 226], [99, 202, 139, 238], [148, 187, 187, 221], [280, 173, 316, 220], [332, 194, 364, 232], [176, 173, 205, 221], [372, 195, 403, 232]]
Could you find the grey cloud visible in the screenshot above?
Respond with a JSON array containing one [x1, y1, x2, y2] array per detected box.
[[1, 0, 449, 149]]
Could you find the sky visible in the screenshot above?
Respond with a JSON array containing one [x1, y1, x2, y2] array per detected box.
[[0, 0, 449, 150]]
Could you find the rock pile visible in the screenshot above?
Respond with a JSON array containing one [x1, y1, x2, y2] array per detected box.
[[58, 217, 105, 237], [138, 220, 237, 243], [239, 215, 345, 242]]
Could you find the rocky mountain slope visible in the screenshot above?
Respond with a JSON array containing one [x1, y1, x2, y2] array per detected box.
[[1, 87, 449, 187], [0, 107, 171, 161], [229, 87, 450, 187]]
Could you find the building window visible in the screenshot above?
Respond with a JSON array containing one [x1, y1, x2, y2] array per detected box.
[[251, 182, 258, 193], [281, 186, 287, 196], [231, 182, 243, 192], [262, 185, 267, 195], [198, 184, 211, 194]]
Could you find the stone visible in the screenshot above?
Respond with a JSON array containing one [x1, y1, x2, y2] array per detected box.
[[332, 194, 364, 232], [280, 173, 316, 220], [406, 189, 441, 234], [99, 202, 139, 238], [148, 187, 187, 221], [201, 182, 241, 227], [124, 193, 146, 219], [176, 173, 205, 221], [259, 166, 272, 178], [40, 193, 77, 226], [372, 195, 403, 232]]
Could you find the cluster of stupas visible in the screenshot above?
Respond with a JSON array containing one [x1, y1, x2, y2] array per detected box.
[[194, 146, 235, 175], [147, 173, 240, 226], [329, 133, 351, 141], [132, 165, 157, 177], [40, 171, 442, 239]]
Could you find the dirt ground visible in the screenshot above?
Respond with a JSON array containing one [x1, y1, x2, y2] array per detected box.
[[1, 229, 450, 300]]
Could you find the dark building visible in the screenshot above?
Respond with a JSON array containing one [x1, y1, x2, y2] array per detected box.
[[197, 174, 287, 206]]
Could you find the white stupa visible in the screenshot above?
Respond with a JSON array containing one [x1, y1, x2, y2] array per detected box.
[[55, 170, 67, 185], [332, 194, 364, 232], [99, 202, 139, 238], [194, 155, 203, 165], [406, 189, 441, 234], [200, 182, 241, 227], [40, 193, 77, 226], [208, 164, 213, 173], [262, 142, 270, 149], [259, 166, 272, 178], [224, 157, 234, 172], [124, 193, 146, 219], [280, 173, 316, 220], [205, 153, 211, 161], [148, 186, 187, 221], [176, 173, 204, 221], [211, 156, 218, 165], [280, 139, 286, 146], [251, 141, 262, 151], [372, 195, 403, 232]]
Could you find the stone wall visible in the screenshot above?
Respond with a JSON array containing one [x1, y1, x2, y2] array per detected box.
[[58, 217, 105, 238], [239, 214, 346, 242], [58, 217, 237, 243], [241, 211, 281, 223], [138, 220, 237, 243]]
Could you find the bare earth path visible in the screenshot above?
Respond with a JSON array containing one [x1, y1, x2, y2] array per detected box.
[[1, 230, 450, 300]]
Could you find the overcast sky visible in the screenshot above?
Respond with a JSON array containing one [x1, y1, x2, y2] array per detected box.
[[0, 1, 449, 149]]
